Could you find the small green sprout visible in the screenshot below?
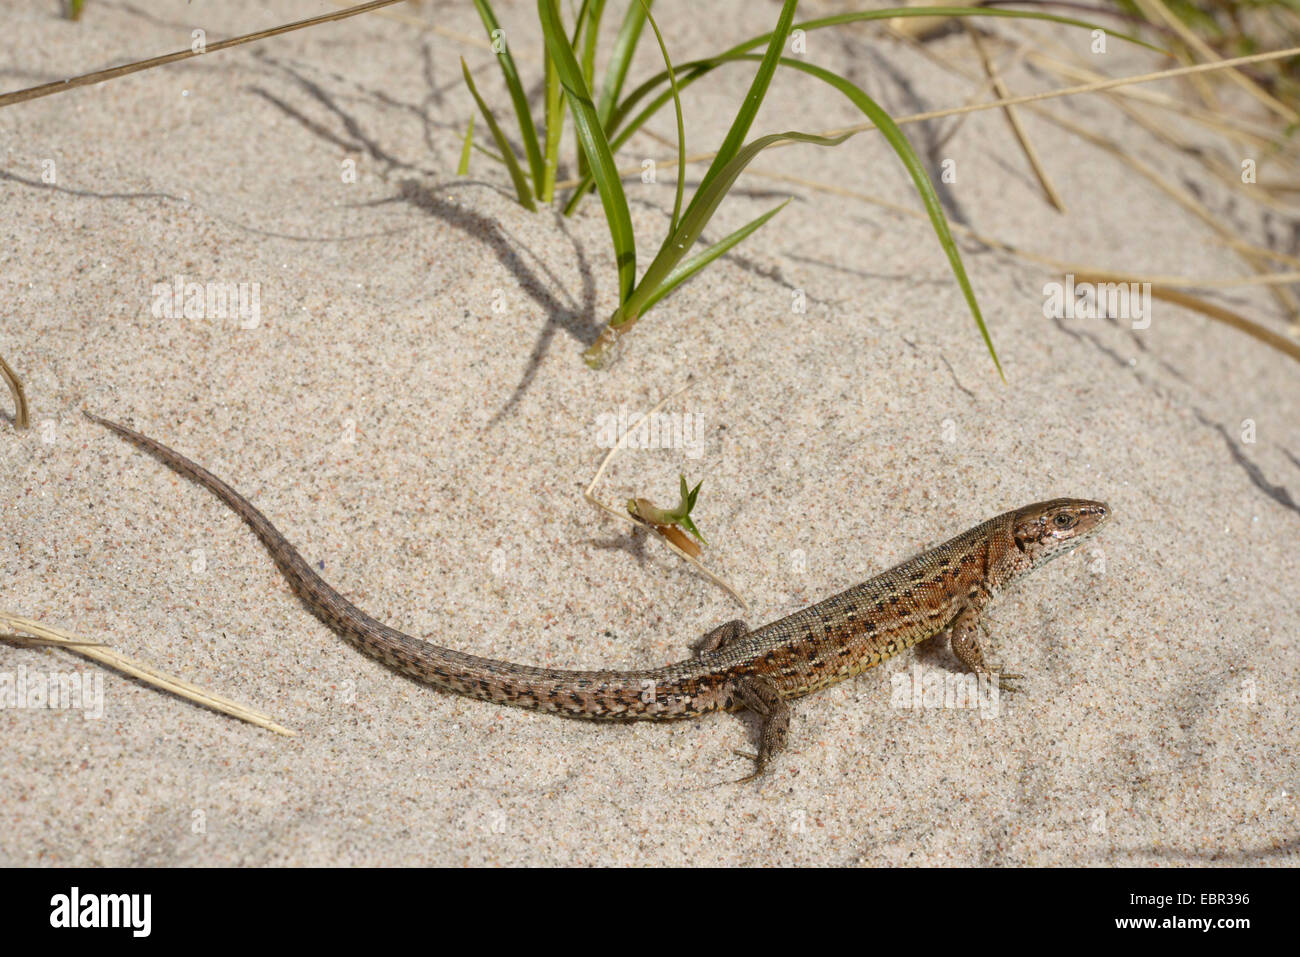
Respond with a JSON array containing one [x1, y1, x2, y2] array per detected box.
[[628, 475, 707, 556]]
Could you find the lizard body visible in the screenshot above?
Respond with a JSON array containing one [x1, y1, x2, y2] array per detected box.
[[86, 413, 1109, 778]]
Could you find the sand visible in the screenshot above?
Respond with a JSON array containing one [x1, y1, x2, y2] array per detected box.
[[1, 0, 1297, 866]]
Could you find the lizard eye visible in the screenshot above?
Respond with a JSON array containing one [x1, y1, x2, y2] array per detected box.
[[1053, 513, 1076, 529]]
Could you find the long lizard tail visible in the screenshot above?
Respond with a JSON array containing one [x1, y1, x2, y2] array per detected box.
[[84, 412, 721, 721]]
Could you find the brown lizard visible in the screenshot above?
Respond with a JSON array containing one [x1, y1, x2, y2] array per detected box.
[[85, 412, 1110, 780]]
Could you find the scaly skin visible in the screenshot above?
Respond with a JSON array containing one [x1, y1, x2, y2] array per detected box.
[[86, 412, 1110, 778]]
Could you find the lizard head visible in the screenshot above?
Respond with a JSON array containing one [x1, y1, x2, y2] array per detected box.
[[1012, 498, 1110, 566]]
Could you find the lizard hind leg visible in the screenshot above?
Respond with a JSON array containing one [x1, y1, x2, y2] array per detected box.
[[694, 619, 749, 657], [731, 675, 791, 783]]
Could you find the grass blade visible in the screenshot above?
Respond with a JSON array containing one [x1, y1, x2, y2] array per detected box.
[[471, 142, 507, 165], [638, 200, 790, 313], [626, 130, 853, 325], [767, 56, 1004, 378], [639, 0, 686, 234], [580, 0, 608, 91], [542, 47, 565, 202], [1, 353, 29, 429], [608, 8, 1164, 143], [461, 57, 537, 210], [539, 0, 636, 302], [597, 0, 653, 127], [470, 0, 548, 198], [570, 0, 599, 186], [596, 50, 1012, 376], [583, 130, 849, 366], [457, 114, 476, 175], [687, 0, 798, 215], [569, 0, 591, 47], [1, 610, 295, 736], [568, 6, 1155, 210], [0, 0, 412, 109]]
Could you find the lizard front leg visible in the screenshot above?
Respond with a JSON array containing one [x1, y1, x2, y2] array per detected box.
[[948, 604, 1023, 691], [731, 675, 790, 783]]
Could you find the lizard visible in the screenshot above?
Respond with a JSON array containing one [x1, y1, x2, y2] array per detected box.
[[84, 412, 1110, 780]]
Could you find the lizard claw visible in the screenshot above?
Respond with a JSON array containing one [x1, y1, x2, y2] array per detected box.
[[990, 669, 1024, 692], [731, 750, 765, 784]]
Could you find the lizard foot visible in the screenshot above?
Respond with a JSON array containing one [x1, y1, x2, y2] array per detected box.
[[731, 675, 790, 783], [694, 619, 749, 657], [731, 750, 764, 784], [988, 666, 1024, 692]]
